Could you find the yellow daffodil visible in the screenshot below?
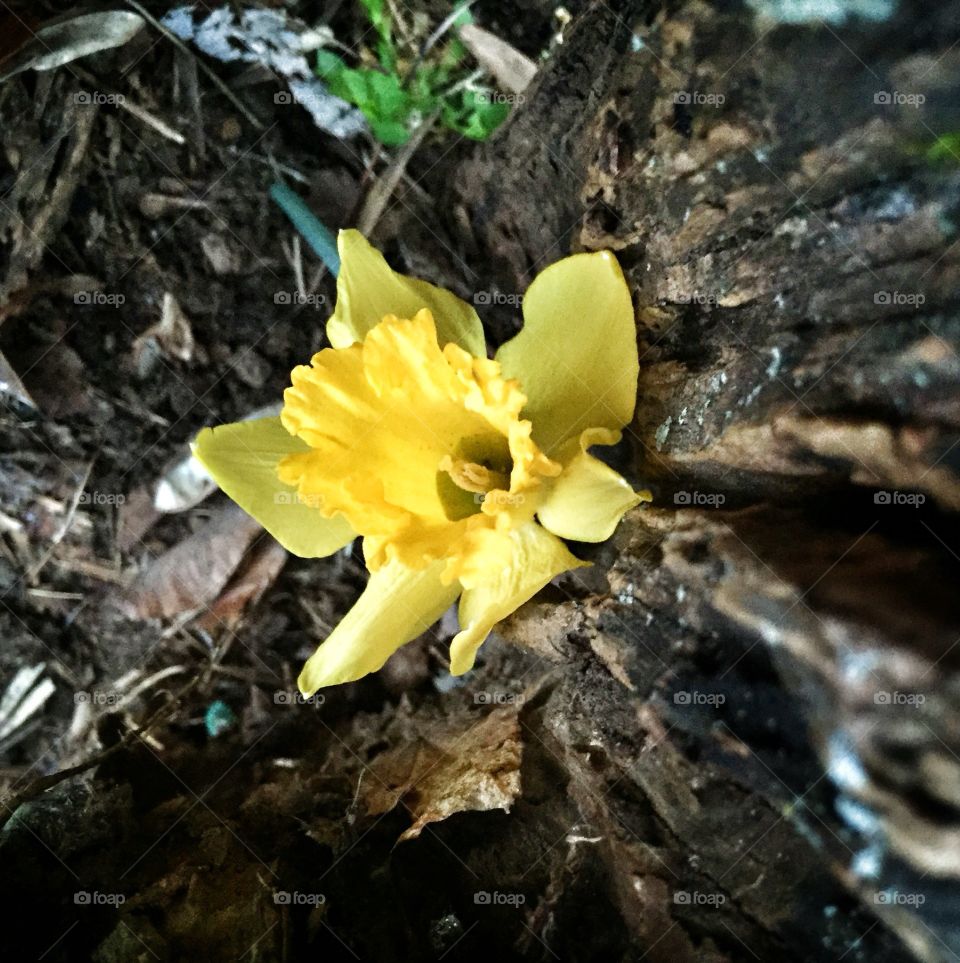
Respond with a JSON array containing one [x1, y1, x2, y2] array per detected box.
[[193, 231, 648, 695]]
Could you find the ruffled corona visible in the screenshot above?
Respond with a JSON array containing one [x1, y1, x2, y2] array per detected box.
[[277, 309, 561, 583], [193, 230, 650, 694]]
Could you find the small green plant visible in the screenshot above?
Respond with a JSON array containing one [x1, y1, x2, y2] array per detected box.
[[316, 0, 511, 146], [926, 132, 960, 166]]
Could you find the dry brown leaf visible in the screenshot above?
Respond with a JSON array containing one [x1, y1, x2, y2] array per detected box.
[[200, 233, 243, 275], [364, 705, 522, 842], [132, 292, 195, 377], [459, 24, 537, 94], [0, 10, 144, 82], [113, 503, 262, 620], [116, 485, 161, 553], [195, 539, 286, 630]]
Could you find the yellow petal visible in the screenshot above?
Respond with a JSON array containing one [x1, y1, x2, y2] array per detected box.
[[326, 230, 486, 356], [298, 557, 460, 693], [279, 310, 560, 574], [192, 417, 355, 558], [280, 311, 492, 546], [537, 430, 651, 542], [449, 522, 587, 675], [495, 251, 637, 456]]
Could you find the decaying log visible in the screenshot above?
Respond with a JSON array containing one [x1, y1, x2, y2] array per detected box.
[[434, 0, 960, 958]]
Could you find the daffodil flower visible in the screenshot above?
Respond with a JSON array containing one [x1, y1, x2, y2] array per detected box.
[[194, 231, 648, 695]]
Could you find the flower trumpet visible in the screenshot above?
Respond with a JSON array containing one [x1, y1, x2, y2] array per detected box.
[[194, 231, 648, 694]]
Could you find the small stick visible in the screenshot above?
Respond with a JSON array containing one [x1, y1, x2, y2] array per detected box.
[[25, 460, 94, 584], [73, 66, 186, 144], [357, 111, 438, 235], [120, 98, 186, 145], [0, 674, 200, 823]]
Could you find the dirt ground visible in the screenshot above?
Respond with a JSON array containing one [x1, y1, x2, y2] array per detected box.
[[2, 0, 960, 961]]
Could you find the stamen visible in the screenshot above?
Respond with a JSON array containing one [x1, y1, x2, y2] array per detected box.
[[438, 455, 511, 494]]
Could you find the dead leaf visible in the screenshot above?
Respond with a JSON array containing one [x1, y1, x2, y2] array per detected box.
[[0, 11, 145, 82], [153, 451, 217, 513], [139, 193, 211, 219], [117, 485, 161, 553], [195, 539, 287, 630], [364, 705, 522, 841], [459, 24, 537, 94], [200, 233, 243, 275], [112, 503, 262, 620], [0, 351, 36, 409], [132, 292, 195, 377]]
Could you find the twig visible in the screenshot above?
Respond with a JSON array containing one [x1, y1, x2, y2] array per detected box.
[[120, 98, 187, 145], [72, 67, 186, 144], [0, 674, 201, 824], [25, 459, 94, 584], [357, 111, 439, 235], [124, 0, 265, 131]]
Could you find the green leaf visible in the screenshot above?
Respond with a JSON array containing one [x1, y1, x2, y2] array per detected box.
[[359, 0, 397, 71], [440, 38, 467, 70], [441, 88, 510, 141], [927, 132, 960, 166], [366, 70, 411, 118], [315, 49, 348, 88], [316, 50, 415, 144], [451, 2, 474, 28], [370, 117, 411, 145], [359, 0, 389, 37]]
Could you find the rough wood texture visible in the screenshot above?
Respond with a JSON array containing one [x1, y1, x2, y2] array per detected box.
[[438, 0, 960, 958]]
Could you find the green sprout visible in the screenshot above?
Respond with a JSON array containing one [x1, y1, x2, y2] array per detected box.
[[317, 1, 511, 146], [926, 132, 960, 166]]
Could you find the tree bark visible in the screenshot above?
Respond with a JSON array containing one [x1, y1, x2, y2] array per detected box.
[[430, 0, 960, 958]]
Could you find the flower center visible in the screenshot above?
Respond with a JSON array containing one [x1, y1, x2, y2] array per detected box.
[[441, 458, 511, 495], [277, 309, 561, 573]]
